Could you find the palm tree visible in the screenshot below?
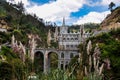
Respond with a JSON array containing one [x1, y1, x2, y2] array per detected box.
[[108, 2, 115, 12]]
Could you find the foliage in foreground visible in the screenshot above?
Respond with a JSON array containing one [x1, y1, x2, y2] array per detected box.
[[38, 69, 76, 80], [0, 46, 31, 80], [89, 29, 120, 79]]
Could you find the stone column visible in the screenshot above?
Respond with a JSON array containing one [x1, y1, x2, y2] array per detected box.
[[48, 56, 50, 72], [44, 51, 48, 74], [58, 54, 61, 69], [63, 53, 66, 70], [63, 60, 66, 70]]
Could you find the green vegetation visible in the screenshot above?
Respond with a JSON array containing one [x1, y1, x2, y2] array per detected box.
[[89, 28, 120, 79], [0, 46, 76, 80], [34, 52, 44, 73], [0, 46, 26, 80], [49, 53, 58, 69], [0, 0, 120, 80], [66, 29, 120, 80], [69, 23, 100, 33], [0, 6, 6, 17], [0, 0, 49, 47], [38, 69, 76, 80], [109, 2, 116, 12]]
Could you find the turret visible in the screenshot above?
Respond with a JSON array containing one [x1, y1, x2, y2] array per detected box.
[[47, 29, 52, 47], [54, 26, 58, 42], [79, 25, 85, 43]]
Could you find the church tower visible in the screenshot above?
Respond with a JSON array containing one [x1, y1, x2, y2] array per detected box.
[[60, 18, 68, 34]]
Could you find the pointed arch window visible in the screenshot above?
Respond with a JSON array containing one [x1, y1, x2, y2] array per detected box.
[[61, 53, 64, 58]]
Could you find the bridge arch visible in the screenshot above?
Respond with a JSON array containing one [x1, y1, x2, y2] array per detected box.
[[34, 51, 44, 73], [33, 49, 80, 73], [47, 51, 59, 71]]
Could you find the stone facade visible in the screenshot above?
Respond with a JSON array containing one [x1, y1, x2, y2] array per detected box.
[[34, 48, 79, 73], [0, 28, 7, 32], [36, 18, 91, 73], [54, 18, 90, 50]]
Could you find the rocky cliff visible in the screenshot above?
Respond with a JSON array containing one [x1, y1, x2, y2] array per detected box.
[[101, 6, 120, 30]]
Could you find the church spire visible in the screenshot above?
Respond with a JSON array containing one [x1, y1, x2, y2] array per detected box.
[[62, 17, 65, 27]]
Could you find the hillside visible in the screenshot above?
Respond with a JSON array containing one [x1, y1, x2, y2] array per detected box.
[[88, 29, 120, 79], [0, 0, 50, 47], [101, 6, 120, 30]]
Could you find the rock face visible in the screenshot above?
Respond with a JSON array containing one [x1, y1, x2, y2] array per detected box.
[[101, 6, 120, 30]]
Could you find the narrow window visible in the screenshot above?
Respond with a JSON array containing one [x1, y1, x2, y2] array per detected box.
[[61, 53, 64, 58], [70, 53, 73, 58]]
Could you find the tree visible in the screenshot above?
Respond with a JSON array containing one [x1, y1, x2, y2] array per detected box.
[[108, 2, 115, 12], [17, 1, 25, 13]]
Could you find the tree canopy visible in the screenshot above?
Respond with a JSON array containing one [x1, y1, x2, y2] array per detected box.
[[109, 2, 116, 12]]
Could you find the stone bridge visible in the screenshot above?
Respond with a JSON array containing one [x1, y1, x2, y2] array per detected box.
[[34, 48, 79, 73]]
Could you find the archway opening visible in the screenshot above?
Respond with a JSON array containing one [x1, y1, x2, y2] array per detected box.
[[34, 51, 44, 73], [61, 52, 64, 70], [48, 52, 58, 71]]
